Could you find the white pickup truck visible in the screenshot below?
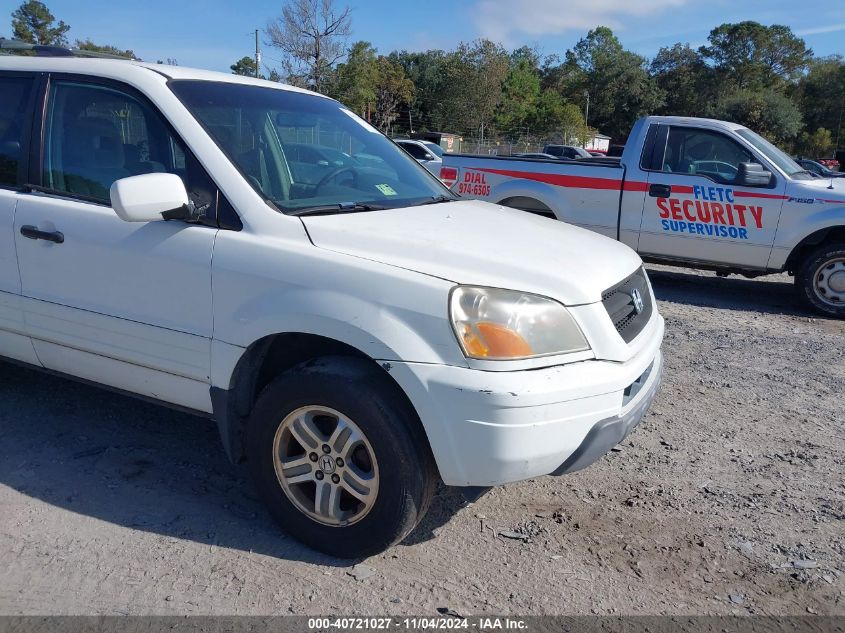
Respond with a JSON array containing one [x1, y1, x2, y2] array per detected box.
[[441, 116, 845, 318], [0, 51, 663, 558]]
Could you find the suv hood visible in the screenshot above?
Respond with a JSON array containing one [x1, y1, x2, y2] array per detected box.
[[301, 200, 642, 305]]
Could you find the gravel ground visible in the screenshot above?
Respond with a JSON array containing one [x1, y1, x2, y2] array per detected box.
[[0, 265, 842, 616]]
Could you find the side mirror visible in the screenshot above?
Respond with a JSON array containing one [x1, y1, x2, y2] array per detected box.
[[110, 173, 190, 222], [424, 153, 435, 160], [736, 162, 772, 187]]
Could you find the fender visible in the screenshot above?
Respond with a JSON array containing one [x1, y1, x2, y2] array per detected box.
[[489, 179, 567, 220], [214, 287, 468, 370], [770, 204, 845, 270]]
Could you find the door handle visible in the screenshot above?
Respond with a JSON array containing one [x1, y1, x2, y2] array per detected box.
[[20, 225, 64, 244], [648, 184, 672, 198]]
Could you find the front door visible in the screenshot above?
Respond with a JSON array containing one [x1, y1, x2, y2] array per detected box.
[[14, 77, 218, 411], [638, 125, 786, 269]]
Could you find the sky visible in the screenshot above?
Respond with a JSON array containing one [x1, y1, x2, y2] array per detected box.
[[4, 0, 844, 73]]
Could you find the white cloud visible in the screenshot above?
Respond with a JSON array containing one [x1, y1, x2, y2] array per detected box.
[[795, 23, 845, 36], [471, 0, 689, 44]]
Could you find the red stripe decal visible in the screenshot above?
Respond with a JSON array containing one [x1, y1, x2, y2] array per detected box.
[[476, 167, 625, 191], [733, 190, 789, 200]]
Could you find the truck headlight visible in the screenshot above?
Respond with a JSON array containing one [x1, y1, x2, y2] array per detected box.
[[449, 286, 589, 360]]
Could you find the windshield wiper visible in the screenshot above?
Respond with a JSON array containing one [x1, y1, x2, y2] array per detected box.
[[289, 201, 388, 217], [409, 195, 458, 207]]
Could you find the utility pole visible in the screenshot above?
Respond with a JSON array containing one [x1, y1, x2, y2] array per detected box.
[[408, 109, 413, 136], [584, 90, 590, 128], [254, 29, 260, 79]]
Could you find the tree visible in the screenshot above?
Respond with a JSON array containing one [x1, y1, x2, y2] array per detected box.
[[495, 47, 541, 137], [231, 56, 262, 78], [700, 22, 812, 90], [797, 128, 833, 157], [329, 41, 378, 117], [559, 27, 664, 140], [436, 39, 509, 138], [651, 43, 711, 116], [529, 89, 588, 143], [389, 49, 450, 132], [75, 38, 135, 59], [265, 0, 351, 93], [795, 56, 845, 145], [710, 89, 803, 144], [371, 56, 414, 132], [11, 0, 69, 46]]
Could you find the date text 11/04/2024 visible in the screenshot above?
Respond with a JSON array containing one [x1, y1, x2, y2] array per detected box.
[[657, 184, 765, 240], [307, 617, 528, 630]]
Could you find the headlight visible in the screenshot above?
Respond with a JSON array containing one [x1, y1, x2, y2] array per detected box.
[[449, 286, 589, 360]]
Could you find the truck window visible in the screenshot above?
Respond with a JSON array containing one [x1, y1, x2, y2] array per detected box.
[[661, 127, 752, 185]]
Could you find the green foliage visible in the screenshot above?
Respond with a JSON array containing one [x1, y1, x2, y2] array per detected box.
[[437, 40, 510, 137], [11, 0, 69, 46], [529, 90, 588, 143], [651, 43, 711, 116], [700, 21, 812, 90], [75, 38, 135, 59], [5, 5, 839, 151], [329, 42, 413, 132], [794, 56, 845, 141], [371, 56, 414, 132], [329, 41, 379, 116], [230, 56, 262, 78], [494, 52, 541, 135], [709, 89, 803, 144], [560, 27, 665, 140], [797, 128, 834, 157]]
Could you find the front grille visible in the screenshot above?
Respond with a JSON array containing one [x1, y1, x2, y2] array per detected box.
[[602, 267, 653, 343]]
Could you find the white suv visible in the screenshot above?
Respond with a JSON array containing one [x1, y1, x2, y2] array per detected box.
[[0, 54, 664, 557]]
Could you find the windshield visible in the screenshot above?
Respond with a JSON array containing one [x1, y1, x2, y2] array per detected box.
[[423, 142, 444, 157], [735, 128, 807, 178], [170, 80, 451, 213]]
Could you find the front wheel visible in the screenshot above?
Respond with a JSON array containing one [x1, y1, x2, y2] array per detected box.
[[796, 242, 845, 318], [246, 356, 436, 558]]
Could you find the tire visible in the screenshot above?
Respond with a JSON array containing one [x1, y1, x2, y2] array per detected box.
[[795, 242, 845, 318], [245, 356, 436, 558]]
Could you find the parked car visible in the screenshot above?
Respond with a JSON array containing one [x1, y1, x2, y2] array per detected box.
[[796, 158, 845, 179], [0, 49, 664, 557], [442, 115, 845, 318], [542, 144, 593, 160], [394, 138, 441, 174], [816, 157, 840, 172]]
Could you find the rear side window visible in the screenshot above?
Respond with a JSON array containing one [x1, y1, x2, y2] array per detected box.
[[662, 127, 752, 184], [0, 75, 35, 187]]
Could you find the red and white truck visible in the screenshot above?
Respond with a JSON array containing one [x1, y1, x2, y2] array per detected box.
[[441, 116, 845, 317]]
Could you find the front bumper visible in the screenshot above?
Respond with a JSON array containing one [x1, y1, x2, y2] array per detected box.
[[387, 315, 664, 486]]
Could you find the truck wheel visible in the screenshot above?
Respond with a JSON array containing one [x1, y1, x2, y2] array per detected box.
[[245, 356, 436, 558], [796, 242, 845, 318]]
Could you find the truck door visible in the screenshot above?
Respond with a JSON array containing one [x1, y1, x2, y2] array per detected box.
[[638, 124, 786, 269]]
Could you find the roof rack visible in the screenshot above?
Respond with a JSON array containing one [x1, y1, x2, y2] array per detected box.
[[0, 37, 136, 60]]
